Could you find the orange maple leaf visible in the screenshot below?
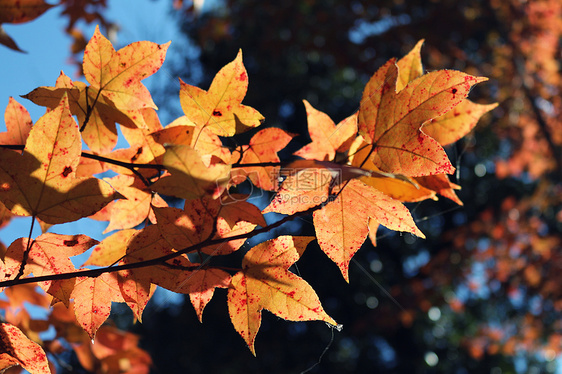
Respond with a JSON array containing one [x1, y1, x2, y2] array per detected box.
[[72, 272, 125, 339], [263, 168, 333, 215], [84, 25, 169, 113], [1, 234, 98, 305], [91, 175, 167, 234], [227, 236, 337, 355], [230, 127, 294, 191], [23, 22, 169, 153], [293, 100, 357, 161], [394, 39, 497, 147], [0, 94, 117, 223], [0, 323, 50, 374], [0, 97, 33, 145], [151, 145, 231, 200], [154, 195, 266, 256], [313, 179, 424, 281], [179, 49, 264, 136], [357, 59, 486, 177], [151, 117, 232, 164]]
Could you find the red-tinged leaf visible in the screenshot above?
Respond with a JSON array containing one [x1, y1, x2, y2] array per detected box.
[[367, 218, 380, 247], [357, 59, 487, 177], [2, 234, 97, 305], [0, 0, 54, 24], [396, 39, 425, 91], [422, 100, 498, 146], [0, 97, 33, 145], [227, 236, 336, 355], [166, 267, 232, 322], [151, 118, 231, 164], [0, 95, 117, 224], [97, 175, 167, 233], [263, 168, 332, 215], [153, 205, 214, 252], [83, 26, 170, 112], [294, 100, 357, 161], [313, 179, 424, 281], [348, 137, 436, 202], [200, 196, 267, 255], [91, 325, 152, 371], [0, 323, 50, 374], [179, 50, 264, 136], [415, 174, 463, 205], [231, 128, 294, 191], [23, 72, 154, 153], [393, 39, 498, 147], [155, 196, 266, 256], [83, 229, 137, 267], [117, 270, 155, 322], [151, 145, 231, 200], [2, 284, 50, 309], [72, 272, 125, 339], [121, 225, 193, 317]]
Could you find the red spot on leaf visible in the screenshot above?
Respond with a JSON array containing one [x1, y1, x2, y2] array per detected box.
[[62, 166, 72, 177]]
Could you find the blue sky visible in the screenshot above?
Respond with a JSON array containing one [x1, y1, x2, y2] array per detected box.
[[0, 0, 184, 251]]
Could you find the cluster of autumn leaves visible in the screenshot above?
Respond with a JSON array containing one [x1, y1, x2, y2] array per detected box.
[[0, 27, 494, 372]]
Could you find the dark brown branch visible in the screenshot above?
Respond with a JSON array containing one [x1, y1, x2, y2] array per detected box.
[[0, 204, 324, 288]]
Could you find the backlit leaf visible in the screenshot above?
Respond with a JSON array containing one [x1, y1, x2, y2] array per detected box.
[[313, 179, 424, 281], [0, 94, 117, 223], [227, 236, 336, 355], [0, 323, 50, 374], [358, 60, 486, 176], [179, 50, 264, 136], [83, 25, 170, 112]]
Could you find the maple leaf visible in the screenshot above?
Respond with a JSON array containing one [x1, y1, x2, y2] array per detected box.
[[0, 0, 54, 24], [227, 236, 336, 355], [179, 49, 264, 136], [0, 0, 54, 52], [71, 272, 125, 339], [394, 39, 498, 147], [0, 97, 33, 145], [357, 59, 486, 177], [263, 168, 333, 215], [151, 145, 231, 200], [0, 323, 50, 374], [119, 225, 192, 320], [184, 268, 232, 322], [230, 127, 294, 191], [348, 137, 438, 202], [23, 23, 169, 153], [293, 100, 357, 161], [415, 174, 463, 205], [84, 25, 169, 113], [151, 117, 232, 164], [0, 94, 117, 223], [83, 229, 137, 267], [2, 233, 98, 305], [422, 99, 498, 146], [103, 108, 166, 171], [154, 196, 266, 256], [120, 215, 232, 322], [313, 179, 424, 281], [91, 175, 167, 234]]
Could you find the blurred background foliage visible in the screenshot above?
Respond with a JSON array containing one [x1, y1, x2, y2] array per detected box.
[[4, 0, 562, 373]]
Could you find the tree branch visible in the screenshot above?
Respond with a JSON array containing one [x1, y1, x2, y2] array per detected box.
[[0, 204, 324, 288]]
